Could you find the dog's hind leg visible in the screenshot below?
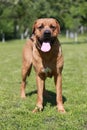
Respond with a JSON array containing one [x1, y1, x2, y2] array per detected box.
[[21, 63, 32, 98]]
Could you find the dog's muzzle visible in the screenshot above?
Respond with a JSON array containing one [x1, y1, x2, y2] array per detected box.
[[40, 30, 51, 52], [44, 30, 51, 39]]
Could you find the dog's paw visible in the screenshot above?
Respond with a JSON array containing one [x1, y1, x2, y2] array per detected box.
[[32, 106, 43, 113], [57, 105, 66, 113], [58, 109, 66, 113], [21, 93, 26, 99]]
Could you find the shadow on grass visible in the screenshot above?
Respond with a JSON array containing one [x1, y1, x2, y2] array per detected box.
[[43, 90, 66, 107], [26, 90, 37, 96], [26, 90, 67, 107]]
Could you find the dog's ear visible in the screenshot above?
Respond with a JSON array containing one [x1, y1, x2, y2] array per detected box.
[[55, 20, 60, 34], [32, 20, 37, 35]]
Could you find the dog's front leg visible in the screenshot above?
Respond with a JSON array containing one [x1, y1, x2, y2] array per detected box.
[[21, 63, 32, 98], [32, 75, 44, 113], [54, 73, 65, 113]]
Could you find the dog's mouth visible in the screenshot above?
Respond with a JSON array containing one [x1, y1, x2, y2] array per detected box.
[[39, 30, 52, 52], [38, 37, 56, 52], [40, 41, 51, 52], [36, 30, 57, 52]]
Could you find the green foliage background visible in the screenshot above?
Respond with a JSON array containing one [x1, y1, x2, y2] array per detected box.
[[0, 0, 87, 39]]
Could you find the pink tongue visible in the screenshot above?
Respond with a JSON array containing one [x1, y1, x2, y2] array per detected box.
[[41, 42, 51, 52]]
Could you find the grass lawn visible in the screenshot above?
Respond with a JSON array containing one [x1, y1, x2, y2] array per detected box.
[[0, 38, 87, 130]]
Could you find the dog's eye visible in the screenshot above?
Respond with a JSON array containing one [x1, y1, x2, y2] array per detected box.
[[50, 25, 56, 29], [38, 25, 44, 30]]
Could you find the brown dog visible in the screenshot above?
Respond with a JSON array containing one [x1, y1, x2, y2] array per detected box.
[[20, 18, 65, 113]]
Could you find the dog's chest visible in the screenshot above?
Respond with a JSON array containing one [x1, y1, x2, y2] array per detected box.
[[41, 67, 52, 77], [39, 58, 57, 78], [33, 54, 54, 77], [32, 45, 62, 77]]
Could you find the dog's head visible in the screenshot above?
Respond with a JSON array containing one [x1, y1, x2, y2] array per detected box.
[[32, 18, 60, 52]]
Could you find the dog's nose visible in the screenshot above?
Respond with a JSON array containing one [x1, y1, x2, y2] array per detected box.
[[44, 30, 51, 37]]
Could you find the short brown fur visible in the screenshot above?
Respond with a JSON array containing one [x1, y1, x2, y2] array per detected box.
[[20, 18, 65, 113]]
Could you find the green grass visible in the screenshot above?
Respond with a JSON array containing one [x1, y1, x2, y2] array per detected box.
[[0, 38, 87, 130], [60, 33, 87, 43]]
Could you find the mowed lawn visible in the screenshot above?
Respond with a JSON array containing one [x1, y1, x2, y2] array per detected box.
[[0, 39, 87, 130]]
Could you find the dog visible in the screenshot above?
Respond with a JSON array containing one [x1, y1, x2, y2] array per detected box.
[[20, 18, 65, 113]]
